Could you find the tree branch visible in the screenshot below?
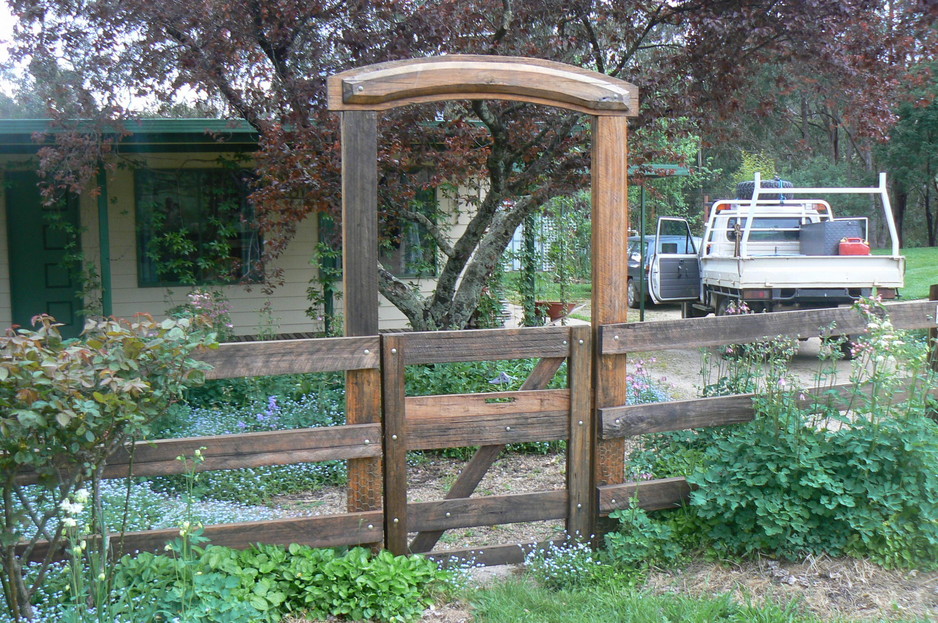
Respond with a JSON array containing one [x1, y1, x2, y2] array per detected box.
[[399, 207, 454, 258]]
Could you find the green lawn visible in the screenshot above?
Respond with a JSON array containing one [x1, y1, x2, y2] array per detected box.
[[468, 580, 927, 623], [898, 246, 938, 300]]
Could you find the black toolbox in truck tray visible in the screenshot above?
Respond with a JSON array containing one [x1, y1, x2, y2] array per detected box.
[[800, 220, 866, 255]]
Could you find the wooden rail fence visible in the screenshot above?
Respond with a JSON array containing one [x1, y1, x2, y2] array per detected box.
[[16, 299, 938, 566]]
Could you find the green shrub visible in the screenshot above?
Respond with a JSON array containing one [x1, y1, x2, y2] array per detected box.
[[0, 314, 215, 620], [688, 300, 938, 568], [605, 500, 686, 570]]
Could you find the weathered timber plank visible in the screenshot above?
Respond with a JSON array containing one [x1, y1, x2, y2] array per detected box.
[[930, 285, 938, 373], [601, 394, 755, 438], [408, 491, 567, 531], [599, 378, 938, 439], [198, 336, 380, 379], [591, 115, 630, 505], [327, 56, 638, 116], [341, 110, 379, 337], [567, 326, 593, 539], [598, 477, 694, 515], [15, 425, 383, 486], [601, 300, 938, 354], [109, 426, 381, 477], [409, 357, 566, 554], [521, 357, 567, 389], [399, 326, 570, 364], [346, 368, 383, 514], [406, 389, 568, 419], [429, 539, 566, 568], [405, 396, 569, 449], [382, 335, 408, 554], [20, 512, 385, 563]]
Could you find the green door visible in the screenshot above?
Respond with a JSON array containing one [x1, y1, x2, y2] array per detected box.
[[6, 172, 84, 338]]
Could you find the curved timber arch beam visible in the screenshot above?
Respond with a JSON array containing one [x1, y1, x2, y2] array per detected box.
[[327, 55, 638, 116]]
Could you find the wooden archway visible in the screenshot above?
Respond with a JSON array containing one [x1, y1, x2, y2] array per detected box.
[[328, 55, 638, 542]]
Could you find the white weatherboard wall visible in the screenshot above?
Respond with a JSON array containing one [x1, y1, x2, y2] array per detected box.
[[103, 154, 320, 337], [1, 156, 478, 336]]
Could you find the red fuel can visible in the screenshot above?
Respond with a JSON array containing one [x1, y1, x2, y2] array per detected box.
[[839, 237, 870, 255]]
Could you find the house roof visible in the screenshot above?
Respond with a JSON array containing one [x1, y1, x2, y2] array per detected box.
[[0, 118, 258, 154]]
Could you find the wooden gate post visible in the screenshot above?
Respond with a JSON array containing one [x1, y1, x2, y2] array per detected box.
[[567, 325, 593, 539], [341, 111, 383, 518], [381, 334, 408, 554], [928, 283, 938, 372], [590, 116, 629, 530]]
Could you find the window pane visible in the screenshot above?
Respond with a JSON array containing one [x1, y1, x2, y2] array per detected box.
[[136, 169, 261, 286], [379, 188, 437, 278]]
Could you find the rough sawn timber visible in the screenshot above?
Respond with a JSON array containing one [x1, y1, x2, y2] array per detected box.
[[327, 55, 638, 116], [601, 299, 938, 354]]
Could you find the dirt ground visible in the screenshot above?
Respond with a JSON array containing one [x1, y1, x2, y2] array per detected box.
[[277, 303, 935, 622]]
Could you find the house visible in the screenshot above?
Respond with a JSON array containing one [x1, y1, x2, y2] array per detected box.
[[0, 119, 470, 338]]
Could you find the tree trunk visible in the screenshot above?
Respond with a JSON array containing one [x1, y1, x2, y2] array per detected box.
[[893, 185, 907, 249], [925, 162, 935, 246]]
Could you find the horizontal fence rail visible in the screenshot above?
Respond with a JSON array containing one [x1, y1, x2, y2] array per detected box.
[[394, 326, 572, 364], [600, 381, 938, 439], [15, 424, 384, 485], [600, 300, 938, 354], [200, 335, 381, 378], [15, 298, 938, 565], [406, 389, 570, 449]]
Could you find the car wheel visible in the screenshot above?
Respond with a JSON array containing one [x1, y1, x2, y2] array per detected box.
[[714, 296, 733, 316], [627, 279, 640, 309], [838, 335, 859, 360]]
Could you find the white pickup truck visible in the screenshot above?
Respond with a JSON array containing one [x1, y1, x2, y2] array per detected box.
[[649, 172, 905, 319]]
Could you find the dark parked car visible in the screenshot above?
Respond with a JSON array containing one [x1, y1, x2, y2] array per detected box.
[[627, 234, 701, 308]]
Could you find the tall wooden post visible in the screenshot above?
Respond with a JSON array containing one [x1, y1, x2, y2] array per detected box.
[[930, 284, 938, 373], [590, 116, 629, 529], [341, 111, 383, 516]]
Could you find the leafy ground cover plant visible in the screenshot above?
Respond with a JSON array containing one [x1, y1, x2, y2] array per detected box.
[[0, 314, 215, 621], [688, 300, 938, 567], [2, 544, 454, 623], [522, 540, 617, 591]]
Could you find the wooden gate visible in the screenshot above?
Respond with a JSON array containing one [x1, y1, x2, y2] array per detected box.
[[379, 326, 592, 562]]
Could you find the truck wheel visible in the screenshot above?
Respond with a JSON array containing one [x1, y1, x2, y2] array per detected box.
[[627, 279, 641, 309], [682, 302, 708, 318], [838, 335, 859, 360], [714, 296, 733, 316]]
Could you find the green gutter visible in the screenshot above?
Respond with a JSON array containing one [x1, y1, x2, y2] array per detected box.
[[96, 169, 113, 316]]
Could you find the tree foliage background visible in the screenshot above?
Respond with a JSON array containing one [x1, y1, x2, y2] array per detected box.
[[5, 0, 937, 329]]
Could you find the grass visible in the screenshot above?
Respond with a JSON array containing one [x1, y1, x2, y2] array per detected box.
[[468, 580, 931, 623], [896, 247, 938, 300], [501, 271, 592, 304]]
